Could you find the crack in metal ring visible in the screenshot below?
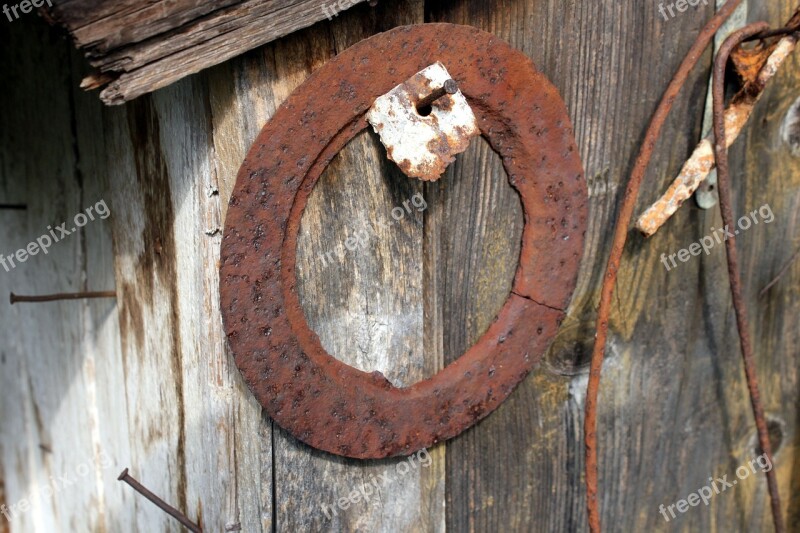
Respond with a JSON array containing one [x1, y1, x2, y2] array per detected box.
[[220, 24, 588, 459]]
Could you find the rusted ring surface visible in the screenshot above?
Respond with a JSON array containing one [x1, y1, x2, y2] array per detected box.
[[220, 24, 587, 459]]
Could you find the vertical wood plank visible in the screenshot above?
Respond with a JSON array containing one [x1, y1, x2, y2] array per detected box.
[[68, 40, 136, 533], [421, 132, 527, 532], [102, 70, 268, 531], [0, 18, 121, 533], [426, 0, 800, 531], [206, 3, 445, 532]]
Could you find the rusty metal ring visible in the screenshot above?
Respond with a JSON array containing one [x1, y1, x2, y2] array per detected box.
[[220, 24, 587, 459]]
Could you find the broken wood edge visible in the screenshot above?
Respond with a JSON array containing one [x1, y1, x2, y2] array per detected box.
[[43, 0, 371, 105], [80, 71, 117, 91], [635, 33, 797, 237], [94, 1, 363, 105]]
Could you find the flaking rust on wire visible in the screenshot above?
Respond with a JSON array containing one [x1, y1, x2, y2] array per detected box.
[[635, 23, 799, 237], [367, 62, 479, 181]]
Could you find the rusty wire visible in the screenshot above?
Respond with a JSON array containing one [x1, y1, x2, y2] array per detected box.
[[744, 23, 800, 42], [584, 1, 743, 531], [760, 245, 800, 297], [712, 22, 785, 533]]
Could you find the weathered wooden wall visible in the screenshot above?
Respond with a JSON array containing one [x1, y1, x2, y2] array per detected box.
[[1, 0, 798, 531], [0, 18, 124, 531]]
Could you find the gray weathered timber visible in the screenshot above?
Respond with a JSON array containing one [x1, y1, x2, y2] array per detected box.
[[44, 0, 372, 104], [426, 0, 800, 531], [0, 0, 798, 531], [0, 18, 124, 532]]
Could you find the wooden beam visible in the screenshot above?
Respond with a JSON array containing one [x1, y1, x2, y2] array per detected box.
[[45, 0, 373, 104]]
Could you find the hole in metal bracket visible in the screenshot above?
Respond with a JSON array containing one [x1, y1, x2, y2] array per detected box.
[[416, 103, 433, 117]]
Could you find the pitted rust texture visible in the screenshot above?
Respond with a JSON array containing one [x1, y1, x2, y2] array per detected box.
[[367, 62, 478, 181], [634, 18, 800, 238], [730, 40, 779, 84], [220, 24, 587, 459]]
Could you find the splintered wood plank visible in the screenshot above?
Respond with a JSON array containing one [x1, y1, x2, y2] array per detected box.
[[426, 0, 800, 531], [66, 0, 244, 53], [44, 0, 373, 104], [0, 18, 122, 532]]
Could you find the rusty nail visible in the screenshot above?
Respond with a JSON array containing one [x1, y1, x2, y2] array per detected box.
[[118, 469, 201, 533], [0, 204, 27, 210], [415, 78, 458, 112], [10, 291, 117, 305], [367, 63, 478, 181]]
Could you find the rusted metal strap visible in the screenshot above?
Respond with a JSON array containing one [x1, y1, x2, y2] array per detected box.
[[220, 24, 587, 459], [366, 62, 479, 181], [584, 1, 744, 531]]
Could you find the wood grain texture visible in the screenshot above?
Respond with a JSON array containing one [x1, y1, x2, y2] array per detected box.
[[425, 0, 800, 532], [737, 3, 800, 530], [102, 77, 270, 531], [264, 3, 444, 531], [0, 18, 123, 532], [45, 0, 371, 104], [1, 0, 798, 531], [206, 1, 443, 531]]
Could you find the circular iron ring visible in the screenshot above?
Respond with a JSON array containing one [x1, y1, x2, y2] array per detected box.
[[220, 24, 587, 459]]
